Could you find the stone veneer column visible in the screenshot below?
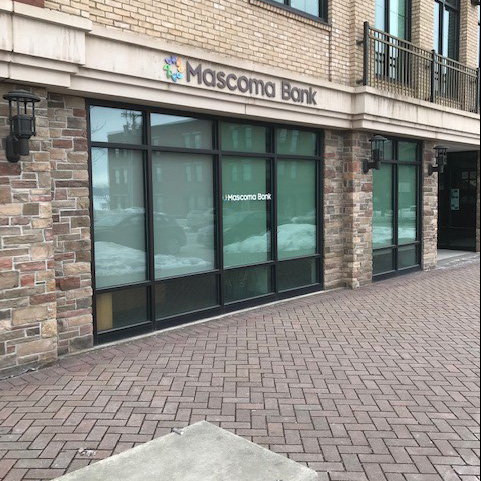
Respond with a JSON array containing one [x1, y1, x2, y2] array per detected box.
[[422, 141, 438, 270], [48, 94, 93, 356], [324, 130, 346, 289], [343, 132, 374, 289], [324, 130, 373, 290], [0, 86, 92, 376], [0, 85, 58, 375]]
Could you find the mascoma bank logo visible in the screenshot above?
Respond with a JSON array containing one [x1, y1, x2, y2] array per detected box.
[[164, 55, 184, 82]]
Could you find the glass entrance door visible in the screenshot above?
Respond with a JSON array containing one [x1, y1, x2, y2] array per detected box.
[[438, 152, 478, 251]]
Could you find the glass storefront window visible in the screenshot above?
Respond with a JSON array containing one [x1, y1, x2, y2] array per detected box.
[[222, 157, 272, 268], [278, 258, 318, 292], [277, 159, 317, 260], [90, 106, 143, 145], [96, 287, 149, 332], [373, 164, 394, 249], [372, 139, 421, 277], [398, 141, 417, 162], [151, 114, 213, 150], [156, 275, 218, 320], [276, 129, 317, 156], [373, 249, 395, 276], [398, 245, 418, 269], [90, 108, 322, 340], [221, 123, 269, 153], [224, 266, 273, 303], [153, 153, 215, 278], [398, 165, 417, 244], [92, 148, 147, 289]]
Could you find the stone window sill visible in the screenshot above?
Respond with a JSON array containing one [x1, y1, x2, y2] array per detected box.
[[249, 0, 331, 31]]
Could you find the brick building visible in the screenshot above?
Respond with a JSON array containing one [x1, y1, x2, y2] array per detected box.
[[0, 0, 479, 376]]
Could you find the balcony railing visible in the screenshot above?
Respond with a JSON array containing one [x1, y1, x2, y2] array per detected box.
[[361, 22, 480, 114]]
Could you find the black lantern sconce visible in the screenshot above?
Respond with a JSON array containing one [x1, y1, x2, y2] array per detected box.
[[363, 135, 389, 174], [429, 145, 448, 176], [3, 90, 41, 163]]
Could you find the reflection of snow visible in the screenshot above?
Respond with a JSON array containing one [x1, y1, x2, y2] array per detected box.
[[278, 224, 316, 252], [373, 226, 417, 247], [224, 224, 316, 254], [94, 242, 211, 287]]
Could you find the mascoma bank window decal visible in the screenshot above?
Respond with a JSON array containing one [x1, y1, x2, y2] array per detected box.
[[164, 55, 184, 82]]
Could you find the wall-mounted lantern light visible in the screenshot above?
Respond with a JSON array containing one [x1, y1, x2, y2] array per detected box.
[[428, 145, 448, 176], [363, 135, 388, 174], [3, 90, 41, 163]]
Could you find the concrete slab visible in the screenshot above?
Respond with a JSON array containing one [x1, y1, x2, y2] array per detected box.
[[53, 421, 318, 481]]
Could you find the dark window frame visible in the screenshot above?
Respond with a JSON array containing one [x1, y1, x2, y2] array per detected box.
[[372, 138, 423, 281], [259, 0, 328, 23], [87, 100, 325, 345], [434, 0, 460, 61], [376, 0, 412, 41]]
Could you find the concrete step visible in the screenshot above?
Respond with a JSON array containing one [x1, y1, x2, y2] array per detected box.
[[54, 421, 319, 481]]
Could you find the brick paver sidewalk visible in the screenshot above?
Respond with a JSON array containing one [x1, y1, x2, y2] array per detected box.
[[0, 260, 479, 481]]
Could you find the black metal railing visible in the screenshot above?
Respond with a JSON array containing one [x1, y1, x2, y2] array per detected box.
[[361, 22, 480, 114]]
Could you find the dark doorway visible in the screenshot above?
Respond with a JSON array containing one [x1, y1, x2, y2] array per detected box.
[[438, 151, 478, 251]]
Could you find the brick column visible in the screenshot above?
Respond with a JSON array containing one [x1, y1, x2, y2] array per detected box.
[[324, 130, 346, 289], [459, 1, 479, 69], [349, 0, 376, 85], [0, 85, 57, 375], [422, 141, 438, 270], [0, 86, 92, 377], [48, 94, 93, 356], [411, 0, 435, 50], [324, 130, 374, 290], [344, 132, 373, 288]]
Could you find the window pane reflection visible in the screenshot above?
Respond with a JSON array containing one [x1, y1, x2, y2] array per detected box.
[[92, 148, 147, 289], [224, 266, 272, 303], [151, 114, 213, 150], [398, 165, 417, 244], [221, 123, 269, 153], [373, 164, 394, 248], [153, 153, 215, 278], [222, 157, 272, 268], [277, 129, 316, 156], [398, 142, 417, 162], [290, 0, 319, 17], [90, 106, 143, 144], [277, 159, 317, 260], [96, 288, 148, 332]]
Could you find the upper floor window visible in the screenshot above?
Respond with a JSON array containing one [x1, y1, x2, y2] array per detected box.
[[434, 0, 460, 60], [375, 0, 411, 40], [270, 0, 328, 22]]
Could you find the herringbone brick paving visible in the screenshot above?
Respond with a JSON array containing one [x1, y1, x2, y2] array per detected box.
[[0, 260, 479, 481]]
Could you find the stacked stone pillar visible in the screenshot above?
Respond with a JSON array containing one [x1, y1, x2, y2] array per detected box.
[[0, 85, 92, 377]]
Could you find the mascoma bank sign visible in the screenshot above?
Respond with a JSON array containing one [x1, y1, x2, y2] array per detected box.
[[164, 55, 319, 106]]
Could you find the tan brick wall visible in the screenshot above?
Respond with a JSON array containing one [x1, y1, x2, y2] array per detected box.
[[412, 0, 435, 51], [38, 0, 378, 86], [460, 2, 479, 68], [44, 0, 89, 18]]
